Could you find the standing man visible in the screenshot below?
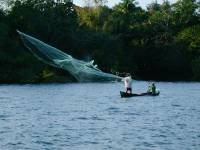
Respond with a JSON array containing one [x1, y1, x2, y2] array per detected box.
[[122, 73, 132, 94]]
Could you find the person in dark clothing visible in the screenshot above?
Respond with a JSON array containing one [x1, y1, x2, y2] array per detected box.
[[151, 83, 156, 94]]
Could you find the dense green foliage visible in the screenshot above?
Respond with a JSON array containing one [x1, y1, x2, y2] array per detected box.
[[0, 0, 199, 83]]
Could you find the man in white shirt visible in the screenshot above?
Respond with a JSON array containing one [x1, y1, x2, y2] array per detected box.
[[122, 73, 132, 94]]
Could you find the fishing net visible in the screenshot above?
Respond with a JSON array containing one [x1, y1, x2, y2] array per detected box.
[[17, 31, 122, 82]]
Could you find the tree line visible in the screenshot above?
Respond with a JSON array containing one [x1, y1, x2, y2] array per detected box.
[[0, 0, 199, 83]]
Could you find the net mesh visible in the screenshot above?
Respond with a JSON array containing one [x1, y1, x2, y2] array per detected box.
[[17, 30, 122, 82]]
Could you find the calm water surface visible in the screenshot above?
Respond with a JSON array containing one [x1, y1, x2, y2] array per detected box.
[[0, 81, 200, 150]]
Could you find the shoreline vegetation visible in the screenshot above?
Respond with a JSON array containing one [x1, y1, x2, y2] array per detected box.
[[0, 0, 200, 83]]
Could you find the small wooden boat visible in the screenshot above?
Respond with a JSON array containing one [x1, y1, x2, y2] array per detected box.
[[120, 91, 160, 98]]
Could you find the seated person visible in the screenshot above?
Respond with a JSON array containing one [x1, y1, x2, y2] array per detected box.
[[147, 83, 156, 94], [151, 83, 156, 94]]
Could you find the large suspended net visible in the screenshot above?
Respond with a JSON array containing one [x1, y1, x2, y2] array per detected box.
[[17, 31, 122, 82]]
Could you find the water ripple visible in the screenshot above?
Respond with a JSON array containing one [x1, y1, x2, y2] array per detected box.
[[0, 82, 200, 150]]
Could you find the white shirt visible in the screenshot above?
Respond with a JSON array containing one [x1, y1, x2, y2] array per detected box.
[[123, 76, 132, 88]]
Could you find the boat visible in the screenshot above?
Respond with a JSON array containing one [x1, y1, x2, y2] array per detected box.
[[120, 91, 160, 98]]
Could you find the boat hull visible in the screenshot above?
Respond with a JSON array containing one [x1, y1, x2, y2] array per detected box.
[[120, 91, 160, 98]]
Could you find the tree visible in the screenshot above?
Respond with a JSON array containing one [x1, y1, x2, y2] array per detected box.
[[172, 0, 199, 27], [77, 5, 111, 31], [177, 25, 200, 59], [113, 0, 137, 14], [147, 0, 161, 13]]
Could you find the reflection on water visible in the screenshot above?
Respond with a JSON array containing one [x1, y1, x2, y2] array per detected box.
[[0, 82, 200, 150]]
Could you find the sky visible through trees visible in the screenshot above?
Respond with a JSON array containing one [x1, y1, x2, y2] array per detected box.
[[73, 0, 178, 8]]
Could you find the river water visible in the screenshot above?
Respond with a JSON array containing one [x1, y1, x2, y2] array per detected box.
[[0, 81, 200, 150]]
